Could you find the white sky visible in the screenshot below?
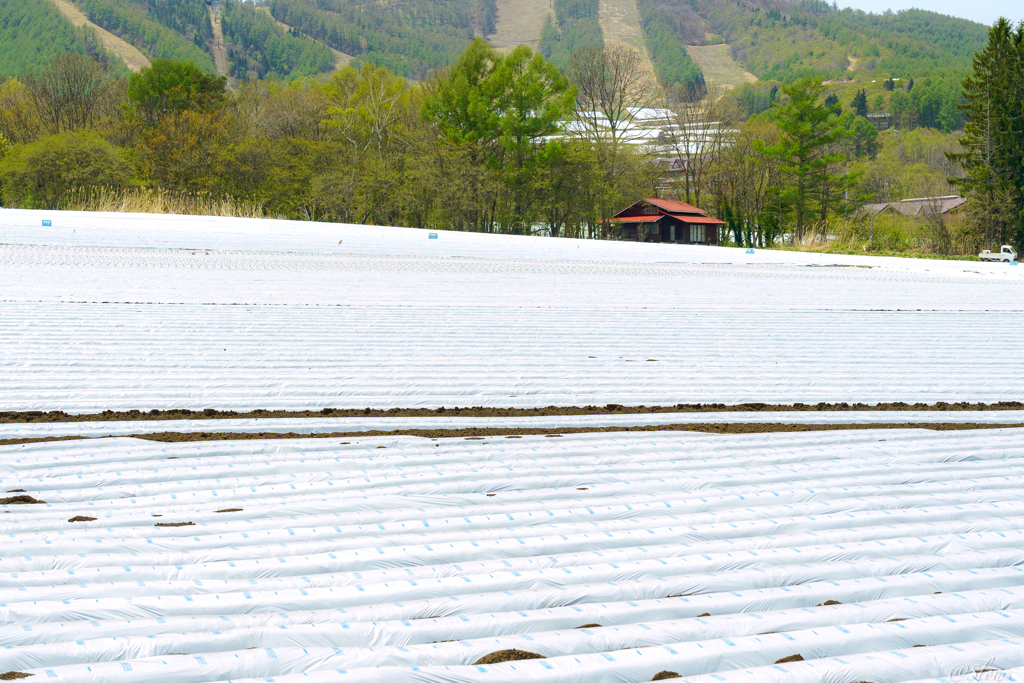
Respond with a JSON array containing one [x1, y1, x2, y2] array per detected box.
[[840, 0, 1022, 26]]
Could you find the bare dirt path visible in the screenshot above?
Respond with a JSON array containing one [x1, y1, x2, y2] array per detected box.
[[208, 4, 229, 76], [46, 0, 150, 72], [686, 44, 757, 90], [488, 0, 554, 51], [598, 0, 658, 86]]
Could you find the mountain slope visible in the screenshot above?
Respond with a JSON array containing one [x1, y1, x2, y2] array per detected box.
[[686, 43, 756, 90], [0, 0, 124, 78], [697, 0, 988, 83], [46, 0, 150, 72], [490, 0, 554, 51]]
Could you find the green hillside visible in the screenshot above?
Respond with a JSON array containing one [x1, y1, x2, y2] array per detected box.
[[700, 0, 988, 83], [221, 0, 334, 80], [0, 0, 119, 78], [72, 0, 218, 71], [0, 0, 997, 128], [265, 0, 479, 79], [538, 0, 604, 71]]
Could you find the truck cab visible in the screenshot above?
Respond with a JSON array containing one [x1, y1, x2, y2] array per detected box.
[[978, 245, 1018, 262]]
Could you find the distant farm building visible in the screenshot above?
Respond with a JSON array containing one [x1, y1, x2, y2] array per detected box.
[[861, 196, 967, 218], [610, 198, 726, 244]]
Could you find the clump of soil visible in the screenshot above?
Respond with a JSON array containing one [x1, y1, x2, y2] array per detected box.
[[0, 673, 32, 680], [775, 654, 804, 664], [697, 613, 711, 617], [68, 516, 97, 523], [155, 522, 195, 527], [576, 623, 602, 629], [818, 600, 843, 606], [0, 495, 44, 505], [652, 672, 681, 680], [473, 649, 546, 665], [6, 489, 25, 493], [215, 508, 243, 513]]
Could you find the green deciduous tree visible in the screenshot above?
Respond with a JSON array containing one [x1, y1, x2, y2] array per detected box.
[[422, 39, 575, 231]]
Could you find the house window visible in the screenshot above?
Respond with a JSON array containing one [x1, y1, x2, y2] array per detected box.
[[690, 225, 705, 242], [645, 224, 659, 235], [643, 206, 658, 214]]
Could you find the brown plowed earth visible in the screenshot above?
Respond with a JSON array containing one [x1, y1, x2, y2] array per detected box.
[[3, 422, 1022, 447], [2, 402, 1022, 424]]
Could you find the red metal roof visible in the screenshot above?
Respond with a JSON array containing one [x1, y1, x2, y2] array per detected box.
[[607, 215, 661, 223], [644, 198, 707, 215], [673, 214, 727, 225]]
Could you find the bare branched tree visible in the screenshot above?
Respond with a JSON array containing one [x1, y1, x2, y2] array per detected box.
[[569, 44, 658, 150], [664, 82, 737, 207], [24, 53, 113, 134]]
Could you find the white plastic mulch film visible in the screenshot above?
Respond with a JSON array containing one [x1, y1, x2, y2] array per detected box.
[[4, 428, 1024, 682], [1, 209, 1024, 412]]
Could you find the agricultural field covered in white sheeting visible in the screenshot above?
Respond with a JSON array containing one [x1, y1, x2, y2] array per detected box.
[[3, 428, 1024, 682], [1, 209, 1023, 412]]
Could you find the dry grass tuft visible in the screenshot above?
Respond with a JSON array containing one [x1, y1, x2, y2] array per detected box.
[[62, 187, 274, 220]]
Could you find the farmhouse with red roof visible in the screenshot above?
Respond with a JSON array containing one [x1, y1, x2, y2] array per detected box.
[[609, 198, 726, 245]]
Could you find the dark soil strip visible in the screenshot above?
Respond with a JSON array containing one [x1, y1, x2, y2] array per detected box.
[[3, 423, 1023, 448], [130, 422, 1024, 443], [3, 402, 1022, 424]]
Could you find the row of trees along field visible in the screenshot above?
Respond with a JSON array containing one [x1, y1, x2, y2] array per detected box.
[[0, 15, 1021, 254], [0, 43, 660, 238]]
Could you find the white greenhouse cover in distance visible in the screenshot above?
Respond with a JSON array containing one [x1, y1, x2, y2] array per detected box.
[[4, 428, 1024, 682]]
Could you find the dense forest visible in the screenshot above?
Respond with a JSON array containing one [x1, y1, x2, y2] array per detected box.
[[266, 0, 478, 79], [73, 0, 218, 71], [638, 1, 706, 95], [539, 0, 605, 72], [220, 1, 335, 81], [0, 0, 116, 79]]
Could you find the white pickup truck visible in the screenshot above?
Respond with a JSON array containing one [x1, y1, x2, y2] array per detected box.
[[978, 245, 1018, 262]]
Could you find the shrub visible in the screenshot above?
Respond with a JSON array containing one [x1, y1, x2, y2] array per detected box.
[[0, 130, 137, 208]]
